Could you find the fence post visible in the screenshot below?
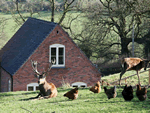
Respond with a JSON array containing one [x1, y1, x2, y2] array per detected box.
[[149, 69, 150, 85]]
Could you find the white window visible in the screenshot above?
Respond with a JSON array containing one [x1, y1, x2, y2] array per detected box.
[[50, 44, 65, 67], [71, 82, 87, 88], [27, 83, 39, 91], [8, 79, 11, 92]]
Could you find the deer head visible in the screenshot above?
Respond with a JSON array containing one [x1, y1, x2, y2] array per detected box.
[[31, 59, 55, 84]]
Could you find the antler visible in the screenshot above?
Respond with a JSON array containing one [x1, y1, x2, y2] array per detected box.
[[31, 60, 41, 77], [44, 59, 56, 76]]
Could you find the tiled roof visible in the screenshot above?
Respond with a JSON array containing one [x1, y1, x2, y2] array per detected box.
[[0, 17, 57, 75]]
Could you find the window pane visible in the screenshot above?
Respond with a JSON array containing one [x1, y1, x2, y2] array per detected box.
[[59, 57, 64, 64], [51, 47, 56, 65], [51, 57, 56, 64], [51, 48, 56, 56], [36, 86, 39, 90], [28, 86, 33, 91], [59, 48, 64, 55], [59, 47, 64, 65]]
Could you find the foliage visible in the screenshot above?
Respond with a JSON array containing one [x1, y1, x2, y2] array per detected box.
[[75, 0, 150, 62]]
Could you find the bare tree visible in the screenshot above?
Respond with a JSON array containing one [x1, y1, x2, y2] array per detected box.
[[9, 0, 77, 27], [76, 0, 150, 60]]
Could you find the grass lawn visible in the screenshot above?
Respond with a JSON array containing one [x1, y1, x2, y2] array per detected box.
[[1, 70, 150, 113], [101, 68, 150, 86]]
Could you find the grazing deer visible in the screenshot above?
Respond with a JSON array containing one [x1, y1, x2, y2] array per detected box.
[[119, 58, 149, 85], [31, 60, 58, 99]]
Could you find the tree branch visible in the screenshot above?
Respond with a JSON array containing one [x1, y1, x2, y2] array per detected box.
[[58, 0, 75, 25], [15, 1, 25, 22]]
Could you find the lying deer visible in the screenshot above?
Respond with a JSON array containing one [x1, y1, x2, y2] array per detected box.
[[31, 60, 58, 99], [119, 58, 149, 85]]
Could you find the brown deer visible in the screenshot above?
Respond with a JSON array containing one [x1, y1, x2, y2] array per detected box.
[[119, 58, 149, 85], [31, 60, 58, 99]]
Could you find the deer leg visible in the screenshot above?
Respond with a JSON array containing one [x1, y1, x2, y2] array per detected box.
[[29, 93, 41, 100], [119, 70, 126, 85], [43, 96, 50, 99], [35, 93, 41, 98], [137, 71, 141, 85], [119, 63, 127, 85]]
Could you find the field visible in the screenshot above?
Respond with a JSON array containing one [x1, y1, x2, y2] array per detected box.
[[1, 11, 150, 113], [1, 70, 150, 113]]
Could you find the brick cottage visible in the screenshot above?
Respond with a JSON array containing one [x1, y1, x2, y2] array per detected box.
[[0, 18, 101, 92]]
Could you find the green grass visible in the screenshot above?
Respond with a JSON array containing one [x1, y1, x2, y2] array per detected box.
[[1, 70, 150, 113], [102, 68, 150, 86]]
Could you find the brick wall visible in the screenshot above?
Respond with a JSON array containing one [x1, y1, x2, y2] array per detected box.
[[1, 68, 12, 92], [13, 25, 101, 91]]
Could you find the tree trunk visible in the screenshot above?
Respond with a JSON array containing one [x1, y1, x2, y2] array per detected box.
[[51, 0, 54, 22], [120, 37, 130, 57], [144, 42, 150, 58]]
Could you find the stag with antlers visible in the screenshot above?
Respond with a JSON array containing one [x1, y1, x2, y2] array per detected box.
[[119, 58, 149, 85], [31, 60, 57, 99]]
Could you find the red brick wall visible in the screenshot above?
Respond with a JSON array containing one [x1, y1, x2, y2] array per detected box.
[[1, 68, 12, 92], [13, 25, 101, 91]]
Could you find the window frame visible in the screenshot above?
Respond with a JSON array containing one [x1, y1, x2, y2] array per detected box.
[[27, 83, 39, 91], [49, 44, 65, 68], [71, 82, 87, 88], [8, 79, 11, 92]]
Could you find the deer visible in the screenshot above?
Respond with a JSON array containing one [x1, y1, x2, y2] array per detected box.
[[119, 58, 149, 85], [31, 59, 58, 99]]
